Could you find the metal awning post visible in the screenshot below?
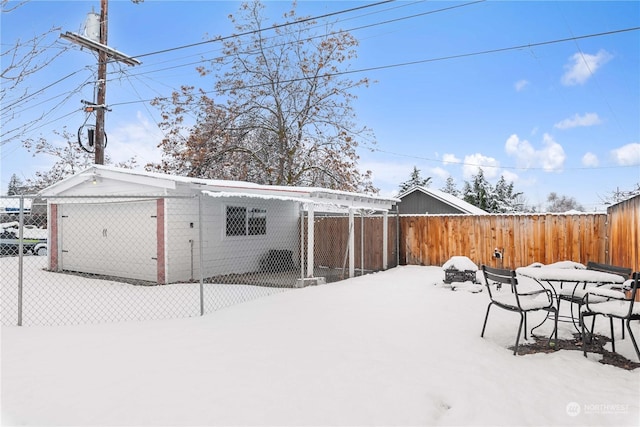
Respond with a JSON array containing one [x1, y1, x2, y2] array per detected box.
[[360, 210, 364, 276], [383, 210, 388, 270], [306, 203, 315, 278], [349, 208, 355, 278]]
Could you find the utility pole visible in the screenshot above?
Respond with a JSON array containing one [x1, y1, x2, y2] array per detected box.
[[60, 0, 140, 165], [95, 0, 108, 165]]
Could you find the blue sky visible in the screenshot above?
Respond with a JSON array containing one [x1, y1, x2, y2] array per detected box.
[[2, 0, 639, 211]]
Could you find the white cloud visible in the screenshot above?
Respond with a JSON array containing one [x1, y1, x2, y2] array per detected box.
[[108, 112, 165, 166], [442, 153, 461, 165], [505, 134, 536, 168], [504, 133, 566, 172], [540, 134, 566, 171], [430, 167, 449, 181], [554, 112, 602, 130], [561, 49, 613, 86], [462, 153, 500, 179], [360, 160, 411, 185], [610, 143, 640, 166], [582, 152, 599, 167], [501, 170, 519, 183], [514, 79, 529, 92]]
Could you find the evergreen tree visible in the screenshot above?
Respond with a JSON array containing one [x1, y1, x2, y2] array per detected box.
[[462, 169, 527, 213], [398, 166, 431, 193], [441, 176, 459, 197], [462, 169, 493, 211], [7, 174, 25, 195], [494, 176, 523, 213]]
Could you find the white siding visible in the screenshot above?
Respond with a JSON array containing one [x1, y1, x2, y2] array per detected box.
[[198, 197, 300, 278], [164, 197, 200, 283], [163, 196, 300, 283]]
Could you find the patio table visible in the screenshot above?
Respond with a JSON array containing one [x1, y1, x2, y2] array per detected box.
[[515, 266, 625, 333]]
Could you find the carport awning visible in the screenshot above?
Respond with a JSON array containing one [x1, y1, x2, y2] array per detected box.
[[202, 191, 393, 213]]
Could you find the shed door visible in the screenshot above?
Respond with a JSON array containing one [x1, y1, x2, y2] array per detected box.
[[60, 201, 157, 281]]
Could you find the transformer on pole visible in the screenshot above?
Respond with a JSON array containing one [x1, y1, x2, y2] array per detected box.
[[60, 0, 141, 165]]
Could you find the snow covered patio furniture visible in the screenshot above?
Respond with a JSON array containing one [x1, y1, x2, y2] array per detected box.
[[480, 265, 558, 355], [517, 264, 628, 334], [581, 272, 640, 361], [561, 262, 631, 337]]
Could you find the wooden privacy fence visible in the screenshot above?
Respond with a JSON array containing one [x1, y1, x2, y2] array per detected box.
[[308, 215, 398, 273], [399, 213, 608, 269], [608, 195, 639, 272], [399, 195, 639, 272], [309, 195, 638, 273]]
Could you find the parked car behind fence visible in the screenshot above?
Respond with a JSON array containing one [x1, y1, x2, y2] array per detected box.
[[0, 230, 47, 256]]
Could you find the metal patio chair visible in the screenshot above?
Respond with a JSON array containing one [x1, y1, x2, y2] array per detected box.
[[581, 272, 640, 361], [557, 261, 631, 336], [480, 265, 558, 355]]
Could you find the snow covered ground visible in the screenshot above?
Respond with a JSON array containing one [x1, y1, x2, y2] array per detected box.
[[2, 263, 639, 426]]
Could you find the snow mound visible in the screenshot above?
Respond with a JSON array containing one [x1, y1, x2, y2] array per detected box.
[[442, 256, 478, 271]]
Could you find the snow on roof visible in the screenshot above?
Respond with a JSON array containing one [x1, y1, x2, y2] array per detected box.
[[398, 186, 487, 215], [201, 191, 387, 213], [40, 165, 398, 210]]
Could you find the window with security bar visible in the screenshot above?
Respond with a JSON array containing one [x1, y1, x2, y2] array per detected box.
[[226, 206, 267, 236]]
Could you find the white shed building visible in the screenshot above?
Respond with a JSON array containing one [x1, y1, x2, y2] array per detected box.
[[39, 166, 398, 285]]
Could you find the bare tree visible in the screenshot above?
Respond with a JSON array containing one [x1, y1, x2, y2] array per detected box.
[[546, 192, 584, 212], [151, 0, 376, 193], [22, 127, 137, 192], [1, 0, 70, 143], [600, 183, 640, 205]]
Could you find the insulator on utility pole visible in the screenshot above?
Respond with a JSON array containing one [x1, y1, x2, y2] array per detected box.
[[59, 0, 140, 165]]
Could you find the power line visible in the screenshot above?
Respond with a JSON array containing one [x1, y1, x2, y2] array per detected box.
[[2, 0, 405, 126], [131, 0, 397, 59], [332, 27, 640, 77], [1, 67, 91, 114], [108, 0, 485, 86], [3, 0, 484, 132], [1, 75, 93, 142], [109, 25, 640, 108]]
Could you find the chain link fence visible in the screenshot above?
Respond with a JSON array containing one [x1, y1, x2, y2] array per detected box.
[[1, 195, 397, 326]]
